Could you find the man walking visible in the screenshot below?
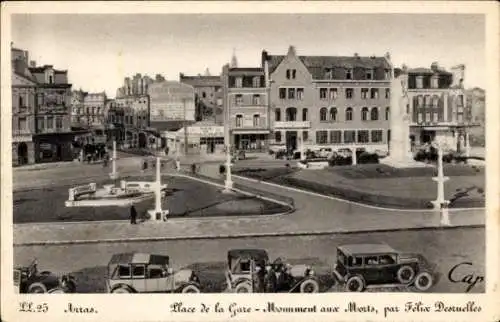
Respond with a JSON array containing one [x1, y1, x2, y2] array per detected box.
[[130, 205, 137, 224]]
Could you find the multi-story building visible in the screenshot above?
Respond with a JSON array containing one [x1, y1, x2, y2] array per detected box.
[[221, 64, 270, 151], [180, 70, 223, 123], [465, 87, 485, 146], [11, 47, 37, 165], [401, 63, 474, 152], [263, 46, 392, 153]]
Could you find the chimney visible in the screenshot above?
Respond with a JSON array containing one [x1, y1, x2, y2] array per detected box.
[[431, 62, 439, 71], [384, 52, 391, 61], [287, 45, 296, 57], [30, 60, 36, 67]]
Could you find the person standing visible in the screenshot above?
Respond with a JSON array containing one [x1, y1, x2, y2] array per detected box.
[[130, 205, 137, 224]]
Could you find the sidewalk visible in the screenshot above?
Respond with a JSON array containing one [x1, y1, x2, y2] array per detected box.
[[13, 165, 485, 246]]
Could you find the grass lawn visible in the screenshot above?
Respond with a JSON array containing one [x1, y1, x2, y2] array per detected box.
[[234, 164, 485, 209], [13, 175, 290, 224]]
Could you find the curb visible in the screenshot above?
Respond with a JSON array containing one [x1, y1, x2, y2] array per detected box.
[[232, 174, 486, 213], [13, 224, 485, 247]]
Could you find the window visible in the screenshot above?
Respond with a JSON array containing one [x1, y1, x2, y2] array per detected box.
[[235, 77, 242, 88], [235, 115, 243, 127], [457, 95, 464, 107], [361, 107, 369, 121], [432, 96, 439, 108], [37, 94, 44, 105], [279, 88, 286, 99], [252, 77, 260, 88], [47, 117, 54, 129], [49, 75, 53, 84], [379, 255, 396, 265], [345, 107, 353, 121], [275, 131, 282, 142], [252, 95, 260, 105], [457, 113, 464, 123], [329, 88, 338, 100], [432, 112, 439, 123], [288, 88, 295, 99], [329, 107, 337, 121], [385, 107, 390, 121], [366, 69, 373, 80], [370, 88, 379, 99], [358, 130, 369, 143], [424, 95, 431, 106], [371, 130, 383, 143], [316, 130, 328, 144], [385, 88, 390, 99], [384, 69, 391, 80], [364, 256, 379, 266], [275, 108, 281, 121], [344, 130, 356, 143], [431, 76, 439, 89], [118, 265, 131, 278], [320, 88, 327, 100], [371, 107, 379, 121], [202, 92, 206, 98], [346, 68, 353, 80], [345, 88, 353, 99], [425, 112, 431, 122], [253, 114, 260, 127], [330, 130, 342, 143], [235, 94, 243, 105], [303, 131, 309, 142], [348, 256, 363, 267], [292, 69, 297, 79], [86, 107, 90, 115], [132, 265, 146, 278], [286, 107, 297, 121], [18, 117, 27, 131], [416, 76, 423, 89], [361, 88, 369, 99], [296, 88, 304, 100], [417, 96, 424, 107], [286, 69, 291, 79], [37, 117, 45, 130], [148, 267, 164, 279], [302, 108, 308, 121], [319, 108, 328, 121]]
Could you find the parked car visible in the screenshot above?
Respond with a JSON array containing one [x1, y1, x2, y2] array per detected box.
[[331, 244, 436, 292], [224, 249, 320, 293], [106, 252, 201, 293], [318, 148, 333, 158], [358, 152, 380, 164], [14, 259, 76, 294]]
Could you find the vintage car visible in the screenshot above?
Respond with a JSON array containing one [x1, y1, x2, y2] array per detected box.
[[331, 244, 436, 292], [106, 252, 201, 293], [224, 249, 320, 293], [14, 259, 76, 294]]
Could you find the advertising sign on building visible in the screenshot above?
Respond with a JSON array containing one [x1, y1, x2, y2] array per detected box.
[[149, 81, 196, 121]]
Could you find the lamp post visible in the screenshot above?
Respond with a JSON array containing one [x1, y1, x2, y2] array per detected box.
[[147, 156, 168, 221], [431, 144, 450, 226], [109, 140, 118, 179], [223, 70, 233, 193]]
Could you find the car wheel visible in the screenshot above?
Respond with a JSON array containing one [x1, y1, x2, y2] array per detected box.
[[111, 286, 131, 293], [181, 284, 200, 293], [345, 275, 365, 292], [235, 281, 253, 293], [397, 265, 416, 284], [300, 279, 319, 293], [28, 284, 47, 293], [48, 288, 65, 294], [413, 272, 434, 291]]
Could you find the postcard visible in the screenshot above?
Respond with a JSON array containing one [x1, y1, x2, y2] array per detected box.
[[1, 1, 499, 321]]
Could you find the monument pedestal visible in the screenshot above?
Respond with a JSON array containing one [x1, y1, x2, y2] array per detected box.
[[147, 209, 169, 222]]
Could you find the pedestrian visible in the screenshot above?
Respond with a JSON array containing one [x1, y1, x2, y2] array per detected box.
[[130, 205, 137, 224], [165, 146, 169, 155]]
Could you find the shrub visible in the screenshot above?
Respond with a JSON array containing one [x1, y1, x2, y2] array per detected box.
[[219, 164, 226, 174]]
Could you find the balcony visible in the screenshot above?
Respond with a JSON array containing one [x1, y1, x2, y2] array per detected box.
[[273, 121, 311, 129]]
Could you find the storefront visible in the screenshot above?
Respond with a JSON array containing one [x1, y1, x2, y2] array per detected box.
[[163, 122, 224, 155], [233, 132, 269, 152], [33, 132, 75, 163]]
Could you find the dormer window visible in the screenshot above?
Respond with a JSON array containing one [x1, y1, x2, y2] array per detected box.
[[45, 69, 55, 84], [366, 69, 373, 80], [346, 69, 353, 80]]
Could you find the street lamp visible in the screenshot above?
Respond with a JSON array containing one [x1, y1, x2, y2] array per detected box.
[[147, 156, 168, 221], [223, 71, 233, 193], [431, 143, 450, 226], [109, 140, 119, 180]]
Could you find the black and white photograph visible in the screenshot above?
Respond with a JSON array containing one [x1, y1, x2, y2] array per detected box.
[[1, 2, 498, 322]]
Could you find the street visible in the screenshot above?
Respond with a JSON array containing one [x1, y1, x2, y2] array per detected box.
[[14, 227, 485, 293]]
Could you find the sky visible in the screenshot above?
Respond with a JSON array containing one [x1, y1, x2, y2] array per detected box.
[[11, 14, 485, 97]]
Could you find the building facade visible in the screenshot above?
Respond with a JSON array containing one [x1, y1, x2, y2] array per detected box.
[[222, 65, 269, 152], [263, 46, 391, 153], [402, 63, 474, 152], [180, 71, 223, 123], [11, 48, 37, 165]]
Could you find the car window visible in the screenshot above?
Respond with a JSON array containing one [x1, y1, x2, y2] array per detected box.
[[348, 256, 363, 267], [379, 254, 396, 265], [118, 265, 131, 278], [364, 256, 379, 265], [148, 267, 164, 279], [240, 260, 250, 272], [130, 265, 145, 279]]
